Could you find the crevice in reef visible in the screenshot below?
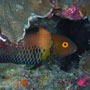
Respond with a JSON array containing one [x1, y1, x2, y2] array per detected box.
[[25, 15, 90, 71], [56, 17, 90, 71]]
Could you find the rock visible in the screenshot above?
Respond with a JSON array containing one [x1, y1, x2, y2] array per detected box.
[[55, 0, 90, 20], [0, 0, 53, 43], [79, 51, 90, 73]]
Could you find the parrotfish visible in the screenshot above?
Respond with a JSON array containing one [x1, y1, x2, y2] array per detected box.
[[0, 26, 77, 66]]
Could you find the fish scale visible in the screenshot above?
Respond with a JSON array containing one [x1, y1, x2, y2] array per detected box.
[[0, 46, 43, 65]]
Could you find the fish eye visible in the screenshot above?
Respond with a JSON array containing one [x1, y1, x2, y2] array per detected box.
[[62, 42, 69, 48]]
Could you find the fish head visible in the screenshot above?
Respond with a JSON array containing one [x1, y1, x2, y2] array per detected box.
[[52, 34, 77, 56]]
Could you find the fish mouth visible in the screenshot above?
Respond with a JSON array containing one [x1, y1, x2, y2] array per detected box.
[[73, 49, 77, 53], [72, 44, 78, 54]]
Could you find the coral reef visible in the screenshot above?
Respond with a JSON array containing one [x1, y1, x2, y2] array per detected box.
[[55, 0, 90, 20], [0, 1, 90, 90], [0, 61, 89, 90], [0, 0, 53, 43], [79, 51, 90, 73]]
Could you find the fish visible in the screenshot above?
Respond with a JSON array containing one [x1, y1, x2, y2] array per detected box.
[[0, 26, 77, 66]]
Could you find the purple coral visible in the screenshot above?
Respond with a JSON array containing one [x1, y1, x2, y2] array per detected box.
[[60, 5, 83, 20]]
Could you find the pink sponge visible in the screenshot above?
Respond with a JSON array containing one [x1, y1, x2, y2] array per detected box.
[[77, 75, 89, 86]]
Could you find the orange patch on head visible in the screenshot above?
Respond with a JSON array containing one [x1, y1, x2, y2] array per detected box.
[[62, 42, 69, 48], [21, 79, 27, 86]]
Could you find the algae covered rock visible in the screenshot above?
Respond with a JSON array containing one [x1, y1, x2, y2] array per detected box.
[[0, 0, 53, 43], [79, 51, 90, 73], [55, 0, 90, 20]]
